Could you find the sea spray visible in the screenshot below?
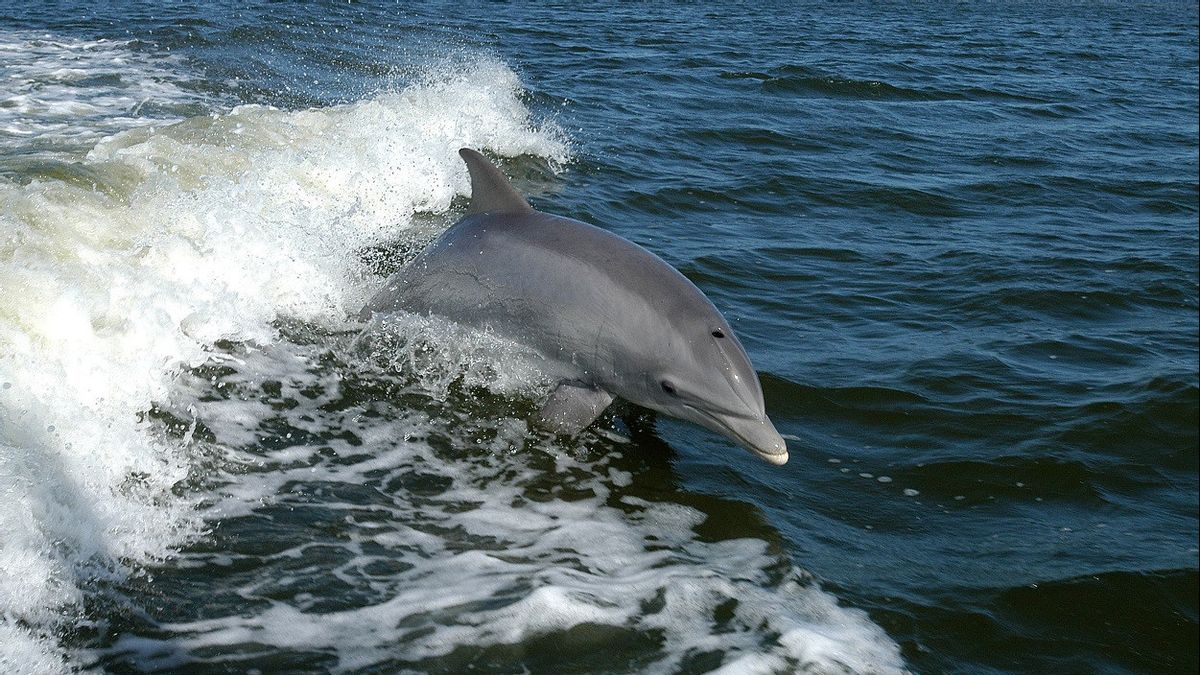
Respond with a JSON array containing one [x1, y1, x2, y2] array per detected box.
[[0, 44, 567, 670]]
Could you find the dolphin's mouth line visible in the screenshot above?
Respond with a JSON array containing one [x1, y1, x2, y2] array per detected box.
[[682, 401, 754, 423], [681, 403, 789, 462], [673, 390, 754, 421]]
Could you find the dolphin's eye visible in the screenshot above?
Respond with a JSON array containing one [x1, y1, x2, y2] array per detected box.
[[711, 329, 725, 338], [660, 381, 677, 396]]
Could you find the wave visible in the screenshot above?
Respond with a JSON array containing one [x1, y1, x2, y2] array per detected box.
[[0, 39, 566, 671]]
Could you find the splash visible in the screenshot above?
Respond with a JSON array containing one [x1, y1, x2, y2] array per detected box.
[[0, 34, 566, 670], [94, 338, 907, 674]]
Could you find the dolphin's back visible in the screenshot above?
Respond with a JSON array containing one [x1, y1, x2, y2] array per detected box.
[[362, 210, 724, 383]]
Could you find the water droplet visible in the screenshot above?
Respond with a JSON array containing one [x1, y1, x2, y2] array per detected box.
[[903, 488, 920, 497], [877, 476, 892, 483]]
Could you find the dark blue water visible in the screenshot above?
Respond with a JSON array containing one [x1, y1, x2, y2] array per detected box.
[[1, 2, 1196, 673]]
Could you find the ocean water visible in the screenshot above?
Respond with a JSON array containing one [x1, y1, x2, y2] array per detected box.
[[0, 1, 1196, 673]]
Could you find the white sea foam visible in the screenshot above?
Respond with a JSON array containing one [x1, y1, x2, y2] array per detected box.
[[0, 31, 211, 157], [0, 35, 566, 671], [91, 339, 906, 673]]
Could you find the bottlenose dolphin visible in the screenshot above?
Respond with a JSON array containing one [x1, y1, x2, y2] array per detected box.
[[360, 149, 788, 465]]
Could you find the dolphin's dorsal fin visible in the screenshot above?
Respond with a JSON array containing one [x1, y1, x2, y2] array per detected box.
[[459, 148, 534, 216]]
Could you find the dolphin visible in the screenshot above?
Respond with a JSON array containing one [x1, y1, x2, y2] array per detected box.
[[359, 149, 788, 465]]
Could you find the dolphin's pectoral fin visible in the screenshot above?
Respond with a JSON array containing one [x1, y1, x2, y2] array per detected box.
[[536, 382, 614, 436]]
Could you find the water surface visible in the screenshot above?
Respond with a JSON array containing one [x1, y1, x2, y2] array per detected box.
[[0, 2, 1196, 673]]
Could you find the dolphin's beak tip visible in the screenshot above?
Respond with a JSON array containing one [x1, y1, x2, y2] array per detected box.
[[759, 449, 789, 465], [704, 408, 790, 466], [753, 431, 789, 465]]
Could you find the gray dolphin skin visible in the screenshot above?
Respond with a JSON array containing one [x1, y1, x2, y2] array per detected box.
[[360, 148, 788, 465]]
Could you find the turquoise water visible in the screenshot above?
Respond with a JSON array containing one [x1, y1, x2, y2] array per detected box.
[[0, 2, 1196, 673]]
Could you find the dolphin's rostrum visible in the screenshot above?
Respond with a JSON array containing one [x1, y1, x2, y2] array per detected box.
[[360, 149, 788, 465]]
